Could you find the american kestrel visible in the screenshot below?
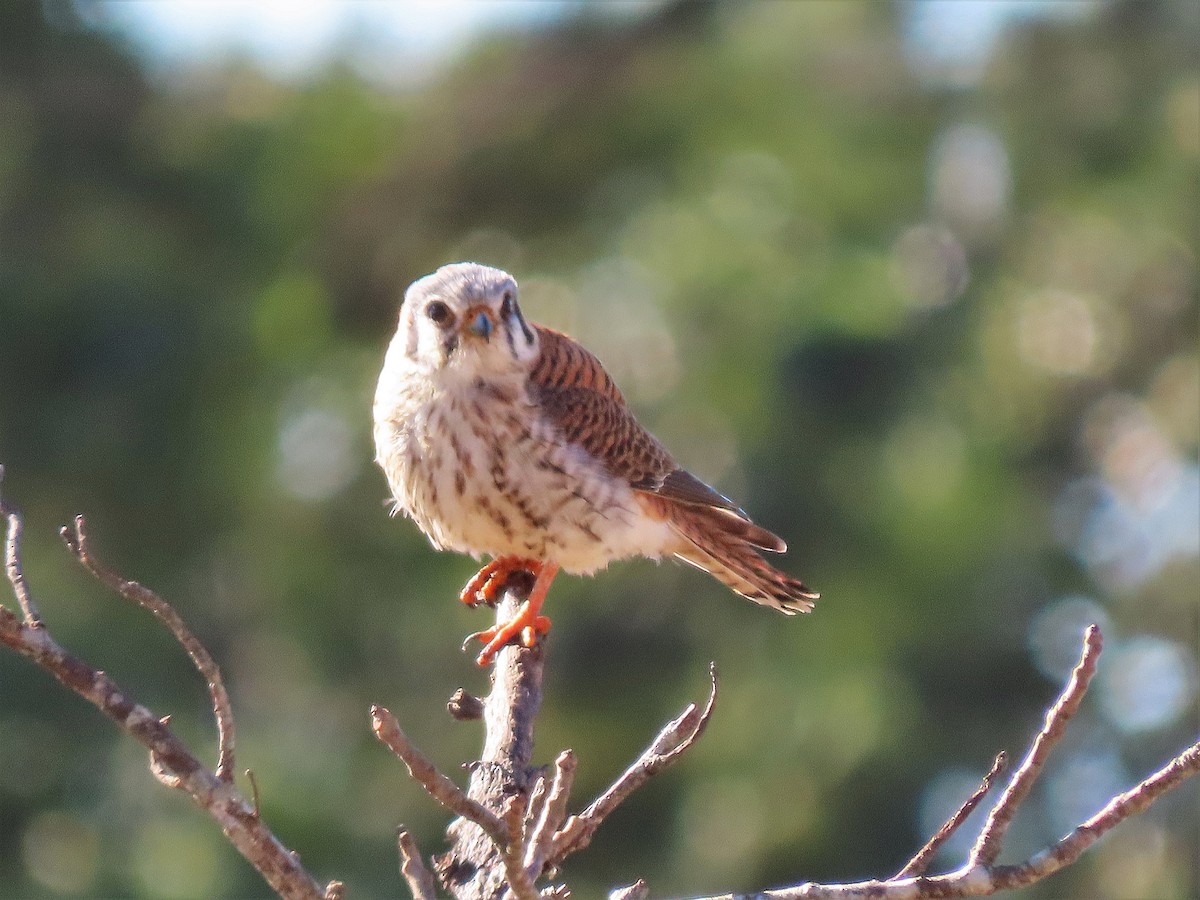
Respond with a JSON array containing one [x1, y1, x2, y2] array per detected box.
[[373, 262, 817, 666]]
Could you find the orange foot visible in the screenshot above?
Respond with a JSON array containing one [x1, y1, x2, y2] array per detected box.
[[465, 561, 560, 667], [459, 556, 542, 608]]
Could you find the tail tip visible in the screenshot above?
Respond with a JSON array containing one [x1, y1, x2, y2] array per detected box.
[[780, 584, 819, 614]]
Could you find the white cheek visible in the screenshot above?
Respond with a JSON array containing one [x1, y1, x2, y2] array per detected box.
[[420, 320, 455, 367], [512, 330, 539, 365], [425, 321, 443, 349]]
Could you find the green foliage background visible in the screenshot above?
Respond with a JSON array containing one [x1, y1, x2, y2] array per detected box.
[[1, 2, 1196, 898]]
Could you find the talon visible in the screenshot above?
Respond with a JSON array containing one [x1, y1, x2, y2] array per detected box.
[[480, 568, 514, 606], [520, 616, 552, 647], [467, 562, 560, 667], [462, 630, 488, 653], [462, 612, 549, 662], [459, 556, 541, 608]]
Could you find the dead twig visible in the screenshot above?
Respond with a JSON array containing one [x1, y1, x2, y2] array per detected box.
[[667, 626, 1200, 900], [500, 794, 539, 900], [549, 662, 718, 866], [437, 582, 547, 900], [967, 624, 1101, 868], [609, 880, 649, 900], [61, 514, 238, 783], [1, 466, 43, 627], [448, 687, 484, 721], [524, 770, 550, 838], [247, 768, 262, 820], [0, 485, 331, 899], [893, 751, 1008, 879], [986, 739, 1200, 888], [524, 750, 577, 880], [374, 689, 542, 898], [372, 704, 508, 846], [9, 469, 1198, 900], [398, 828, 439, 900], [0, 511, 330, 899]]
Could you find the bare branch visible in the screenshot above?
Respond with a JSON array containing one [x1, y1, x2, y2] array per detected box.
[[15, 472, 1196, 900], [894, 751, 1008, 879], [609, 880, 649, 900], [968, 624, 1102, 868], [398, 828, 439, 900], [448, 687, 484, 721], [549, 662, 718, 866], [1, 466, 43, 627], [677, 732, 1200, 898], [525, 750, 577, 880], [0, 608, 326, 899], [987, 738, 1200, 890], [671, 627, 1200, 900], [525, 770, 550, 837], [61, 514, 237, 783], [247, 768, 262, 820], [437, 581, 548, 899], [500, 795, 539, 900], [372, 704, 508, 846], [0, 490, 328, 898]]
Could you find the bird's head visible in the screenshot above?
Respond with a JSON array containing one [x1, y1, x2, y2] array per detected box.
[[395, 262, 540, 377]]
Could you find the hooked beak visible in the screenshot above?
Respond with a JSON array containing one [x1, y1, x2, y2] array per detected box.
[[463, 307, 494, 342]]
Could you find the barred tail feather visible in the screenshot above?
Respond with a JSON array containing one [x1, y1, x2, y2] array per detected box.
[[667, 506, 818, 614]]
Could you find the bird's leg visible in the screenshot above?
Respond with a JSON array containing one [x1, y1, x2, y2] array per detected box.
[[467, 561, 559, 667], [459, 556, 543, 608]]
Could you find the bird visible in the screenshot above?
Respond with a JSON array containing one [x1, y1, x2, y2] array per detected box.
[[373, 262, 817, 666]]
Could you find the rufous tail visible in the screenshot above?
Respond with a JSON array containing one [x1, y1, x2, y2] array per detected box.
[[668, 505, 818, 614]]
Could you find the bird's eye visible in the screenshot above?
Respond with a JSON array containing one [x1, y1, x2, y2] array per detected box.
[[500, 290, 514, 318], [425, 301, 453, 325]]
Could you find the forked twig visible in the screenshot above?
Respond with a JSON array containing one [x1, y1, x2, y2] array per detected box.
[[0, 493, 330, 899], [671, 626, 1200, 900], [548, 662, 719, 866], [7, 468, 1198, 900], [894, 751, 1008, 879], [525, 749, 577, 880], [986, 740, 1200, 889], [968, 624, 1102, 868], [372, 704, 508, 846], [61, 514, 238, 783]]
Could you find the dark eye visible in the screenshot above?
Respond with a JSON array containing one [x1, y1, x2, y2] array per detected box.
[[425, 300, 452, 325], [500, 290, 514, 318]]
